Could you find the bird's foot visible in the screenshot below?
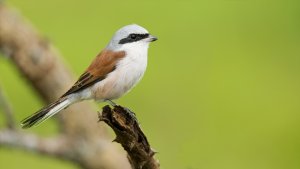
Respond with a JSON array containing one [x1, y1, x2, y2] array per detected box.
[[121, 106, 137, 121]]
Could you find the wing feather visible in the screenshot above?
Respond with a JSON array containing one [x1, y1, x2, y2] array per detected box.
[[62, 50, 125, 97]]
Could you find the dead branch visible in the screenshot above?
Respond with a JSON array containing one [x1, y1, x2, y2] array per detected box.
[[0, 4, 130, 169], [99, 105, 160, 169]]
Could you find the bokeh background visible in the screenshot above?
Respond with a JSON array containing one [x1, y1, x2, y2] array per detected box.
[[1, 0, 300, 169]]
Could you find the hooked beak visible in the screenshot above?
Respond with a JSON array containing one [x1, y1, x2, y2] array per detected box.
[[148, 34, 158, 42]]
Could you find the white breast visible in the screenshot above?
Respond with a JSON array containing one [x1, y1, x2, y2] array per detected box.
[[91, 43, 149, 101]]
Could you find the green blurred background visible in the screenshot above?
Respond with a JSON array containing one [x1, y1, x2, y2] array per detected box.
[[1, 0, 300, 169]]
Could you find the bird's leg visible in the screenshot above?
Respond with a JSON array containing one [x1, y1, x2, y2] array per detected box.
[[105, 99, 117, 107]]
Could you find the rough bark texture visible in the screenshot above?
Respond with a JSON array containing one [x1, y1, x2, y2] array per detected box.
[[0, 4, 130, 169], [100, 105, 160, 169]]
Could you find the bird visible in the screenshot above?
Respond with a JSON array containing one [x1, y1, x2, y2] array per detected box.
[[21, 24, 157, 128]]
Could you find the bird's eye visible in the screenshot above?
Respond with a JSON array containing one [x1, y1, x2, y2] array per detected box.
[[130, 34, 137, 39]]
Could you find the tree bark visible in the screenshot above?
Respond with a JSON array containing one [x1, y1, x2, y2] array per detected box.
[[100, 105, 160, 169], [0, 4, 130, 169]]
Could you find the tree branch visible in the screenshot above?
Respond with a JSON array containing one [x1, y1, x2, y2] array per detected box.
[[99, 105, 160, 169], [0, 4, 130, 169], [0, 86, 16, 129], [0, 129, 70, 159]]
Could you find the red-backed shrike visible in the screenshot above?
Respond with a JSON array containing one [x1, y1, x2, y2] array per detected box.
[[21, 24, 157, 128]]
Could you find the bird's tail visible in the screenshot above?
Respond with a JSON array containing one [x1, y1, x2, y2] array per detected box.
[[21, 97, 73, 129]]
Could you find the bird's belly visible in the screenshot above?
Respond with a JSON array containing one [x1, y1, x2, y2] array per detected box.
[[91, 64, 146, 101]]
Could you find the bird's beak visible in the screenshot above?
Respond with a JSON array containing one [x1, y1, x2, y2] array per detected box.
[[148, 34, 158, 42]]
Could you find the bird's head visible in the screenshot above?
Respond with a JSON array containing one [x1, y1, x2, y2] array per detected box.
[[106, 24, 157, 51]]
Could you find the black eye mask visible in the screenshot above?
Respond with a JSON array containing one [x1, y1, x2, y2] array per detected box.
[[119, 33, 149, 44]]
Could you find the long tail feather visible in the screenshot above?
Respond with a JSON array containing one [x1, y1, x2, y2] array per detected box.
[[21, 97, 72, 128]]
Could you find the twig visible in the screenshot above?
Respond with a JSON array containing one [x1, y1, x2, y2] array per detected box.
[[0, 86, 16, 129], [99, 105, 160, 169]]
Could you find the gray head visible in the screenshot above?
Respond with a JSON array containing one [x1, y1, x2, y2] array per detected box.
[[106, 24, 157, 50]]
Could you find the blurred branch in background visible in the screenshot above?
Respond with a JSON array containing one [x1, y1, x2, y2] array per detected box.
[[0, 87, 16, 129], [0, 86, 69, 160], [0, 3, 131, 169], [0, 129, 69, 159]]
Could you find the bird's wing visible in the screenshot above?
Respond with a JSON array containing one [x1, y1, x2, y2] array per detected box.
[[62, 50, 126, 97]]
